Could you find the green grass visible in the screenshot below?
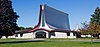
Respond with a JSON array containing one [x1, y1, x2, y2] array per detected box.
[[0, 38, 100, 47]]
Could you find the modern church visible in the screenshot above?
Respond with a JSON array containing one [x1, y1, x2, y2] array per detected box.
[[5, 4, 76, 39], [31, 4, 76, 38]]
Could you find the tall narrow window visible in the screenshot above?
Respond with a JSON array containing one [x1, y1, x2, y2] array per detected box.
[[42, 11, 45, 27]]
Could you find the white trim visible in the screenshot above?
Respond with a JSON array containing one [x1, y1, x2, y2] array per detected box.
[[39, 5, 53, 30]]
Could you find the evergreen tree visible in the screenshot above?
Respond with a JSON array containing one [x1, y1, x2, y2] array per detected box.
[[0, 0, 19, 38], [90, 7, 100, 24]]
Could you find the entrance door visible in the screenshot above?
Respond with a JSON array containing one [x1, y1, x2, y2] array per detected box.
[[35, 31, 46, 38]]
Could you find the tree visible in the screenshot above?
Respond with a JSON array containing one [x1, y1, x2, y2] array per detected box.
[[89, 22, 100, 39], [0, 0, 19, 38], [19, 27, 26, 30], [80, 22, 98, 43], [90, 7, 100, 24], [80, 21, 89, 35], [90, 7, 100, 39], [26, 27, 33, 29]]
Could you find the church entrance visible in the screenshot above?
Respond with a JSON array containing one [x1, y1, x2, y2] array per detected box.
[[35, 31, 46, 38]]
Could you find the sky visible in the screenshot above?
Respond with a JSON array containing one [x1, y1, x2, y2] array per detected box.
[[12, 0, 100, 30]]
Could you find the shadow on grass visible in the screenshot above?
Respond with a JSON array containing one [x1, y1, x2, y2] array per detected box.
[[83, 42, 100, 44], [0, 40, 46, 44]]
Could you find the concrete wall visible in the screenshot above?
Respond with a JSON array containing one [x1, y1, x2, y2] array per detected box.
[[81, 35, 91, 37], [16, 33, 34, 39], [50, 32, 76, 38]]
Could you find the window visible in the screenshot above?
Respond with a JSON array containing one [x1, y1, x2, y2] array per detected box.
[[67, 32, 70, 36], [42, 13, 45, 27], [73, 33, 76, 36]]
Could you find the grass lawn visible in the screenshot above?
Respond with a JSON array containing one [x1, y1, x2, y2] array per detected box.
[[0, 38, 100, 47]]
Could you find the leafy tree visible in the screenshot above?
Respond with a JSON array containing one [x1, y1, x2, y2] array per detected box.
[[26, 27, 33, 29], [19, 27, 26, 30], [19, 27, 33, 30], [80, 22, 99, 43], [80, 21, 89, 35], [0, 0, 19, 38], [89, 22, 100, 39]]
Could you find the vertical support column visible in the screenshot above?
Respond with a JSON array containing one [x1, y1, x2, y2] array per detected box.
[[46, 32, 48, 38], [33, 32, 36, 39]]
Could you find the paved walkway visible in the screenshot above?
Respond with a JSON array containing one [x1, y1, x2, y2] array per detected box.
[[46, 39, 100, 42]]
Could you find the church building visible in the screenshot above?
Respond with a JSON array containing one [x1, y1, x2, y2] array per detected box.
[[31, 4, 76, 38]]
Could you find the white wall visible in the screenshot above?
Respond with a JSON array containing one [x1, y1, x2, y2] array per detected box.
[[51, 32, 76, 38], [81, 35, 91, 37], [16, 33, 34, 39], [1, 32, 76, 39]]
